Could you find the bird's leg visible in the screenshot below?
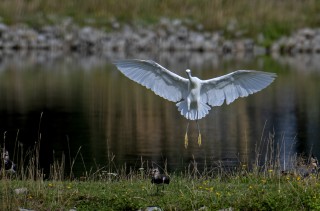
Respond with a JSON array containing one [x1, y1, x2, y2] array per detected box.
[[196, 120, 201, 146], [184, 122, 189, 149]]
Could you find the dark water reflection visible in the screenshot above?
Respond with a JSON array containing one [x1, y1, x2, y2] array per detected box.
[[0, 52, 319, 175]]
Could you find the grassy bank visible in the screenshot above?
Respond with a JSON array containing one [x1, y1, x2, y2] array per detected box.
[[1, 138, 320, 210], [2, 126, 320, 210], [0, 0, 320, 40], [2, 169, 320, 210]]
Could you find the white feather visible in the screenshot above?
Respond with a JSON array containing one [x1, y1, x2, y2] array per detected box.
[[114, 60, 277, 120], [201, 70, 276, 107], [113, 60, 188, 102]]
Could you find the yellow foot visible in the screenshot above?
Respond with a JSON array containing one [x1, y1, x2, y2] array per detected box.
[[198, 134, 202, 146], [184, 133, 188, 149]]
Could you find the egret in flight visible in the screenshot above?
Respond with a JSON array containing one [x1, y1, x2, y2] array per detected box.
[[113, 59, 276, 148]]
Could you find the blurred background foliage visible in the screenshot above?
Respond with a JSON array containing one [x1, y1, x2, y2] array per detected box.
[[0, 0, 319, 39]]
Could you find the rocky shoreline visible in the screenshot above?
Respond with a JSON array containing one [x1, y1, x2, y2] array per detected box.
[[0, 18, 319, 55], [272, 28, 320, 54]]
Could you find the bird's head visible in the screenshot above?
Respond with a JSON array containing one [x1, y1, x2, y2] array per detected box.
[[186, 69, 192, 78], [151, 168, 160, 176]]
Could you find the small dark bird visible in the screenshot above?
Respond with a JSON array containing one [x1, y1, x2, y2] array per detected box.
[[151, 168, 170, 192], [294, 154, 319, 178], [1, 150, 16, 173], [309, 154, 319, 174], [282, 155, 319, 178]]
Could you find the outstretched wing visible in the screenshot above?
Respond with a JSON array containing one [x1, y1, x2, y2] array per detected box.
[[113, 59, 189, 102], [201, 70, 276, 106]]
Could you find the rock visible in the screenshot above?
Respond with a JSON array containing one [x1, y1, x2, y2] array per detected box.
[[298, 28, 315, 39], [198, 206, 208, 210], [2, 19, 210, 53], [218, 208, 233, 211], [0, 23, 8, 32], [144, 206, 163, 211], [18, 208, 35, 211], [272, 28, 320, 54], [222, 40, 234, 53], [14, 188, 28, 195], [7, 18, 320, 55]]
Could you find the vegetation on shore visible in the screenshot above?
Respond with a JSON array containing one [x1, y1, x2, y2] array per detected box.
[[1, 130, 320, 210], [0, 0, 319, 41], [2, 164, 320, 210]]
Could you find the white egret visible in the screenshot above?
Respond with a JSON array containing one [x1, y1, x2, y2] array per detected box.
[[113, 59, 276, 148]]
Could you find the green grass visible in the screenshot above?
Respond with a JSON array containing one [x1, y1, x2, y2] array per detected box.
[[2, 170, 320, 210], [1, 133, 319, 210], [1, 0, 320, 42]]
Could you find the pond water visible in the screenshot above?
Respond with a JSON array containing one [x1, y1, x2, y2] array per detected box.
[[0, 52, 320, 175]]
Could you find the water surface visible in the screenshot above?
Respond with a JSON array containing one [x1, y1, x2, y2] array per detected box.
[[0, 52, 319, 175]]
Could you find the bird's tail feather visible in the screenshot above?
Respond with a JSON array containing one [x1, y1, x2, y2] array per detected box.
[[176, 100, 211, 120]]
